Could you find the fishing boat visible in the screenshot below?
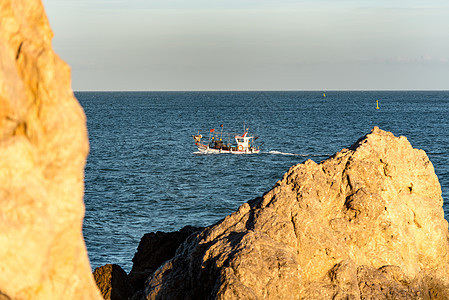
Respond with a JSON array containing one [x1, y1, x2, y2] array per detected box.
[[193, 125, 261, 154]]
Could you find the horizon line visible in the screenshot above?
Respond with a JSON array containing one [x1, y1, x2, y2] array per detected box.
[[73, 89, 449, 93]]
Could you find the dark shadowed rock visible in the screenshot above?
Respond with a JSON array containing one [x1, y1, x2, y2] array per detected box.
[[128, 225, 203, 292], [93, 264, 133, 300], [141, 127, 449, 300]]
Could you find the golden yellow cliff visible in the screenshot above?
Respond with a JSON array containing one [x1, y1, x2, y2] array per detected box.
[[0, 1, 101, 298]]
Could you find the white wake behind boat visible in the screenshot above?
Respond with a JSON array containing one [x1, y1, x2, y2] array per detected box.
[[193, 126, 261, 154]]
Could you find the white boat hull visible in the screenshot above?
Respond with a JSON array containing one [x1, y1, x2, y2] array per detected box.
[[195, 143, 260, 154]]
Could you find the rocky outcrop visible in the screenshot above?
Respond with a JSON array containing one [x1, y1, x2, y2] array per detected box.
[[141, 127, 449, 299], [92, 226, 204, 299], [93, 264, 134, 300], [128, 226, 203, 293], [0, 0, 101, 299]]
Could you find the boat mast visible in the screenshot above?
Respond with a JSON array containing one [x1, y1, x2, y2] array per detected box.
[[208, 131, 211, 148]]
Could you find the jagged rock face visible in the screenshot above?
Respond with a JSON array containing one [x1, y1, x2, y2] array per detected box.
[[93, 264, 134, 300], [128, 226, 204, 293], [0, 0, 101, 299], [143, 127, 449, 299]]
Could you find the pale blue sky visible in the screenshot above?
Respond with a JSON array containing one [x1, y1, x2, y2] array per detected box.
[[42, 0, 449, 91]]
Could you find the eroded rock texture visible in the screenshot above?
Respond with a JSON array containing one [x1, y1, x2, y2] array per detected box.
[[0, 0, 101, 299], [143, 127, 449, 300]]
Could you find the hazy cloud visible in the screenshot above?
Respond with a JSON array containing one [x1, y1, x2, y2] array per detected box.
[[42, 0, 449, 90]]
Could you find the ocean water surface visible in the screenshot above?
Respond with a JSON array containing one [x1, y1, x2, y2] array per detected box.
[[77, 91, 449, 272]]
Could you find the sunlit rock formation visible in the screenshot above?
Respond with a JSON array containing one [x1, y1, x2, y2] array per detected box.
[[141, 127, 449, 299], [0, 0, 101, 299]]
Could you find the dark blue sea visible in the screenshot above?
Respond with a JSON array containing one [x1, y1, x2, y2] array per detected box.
[[76, 91, 449, 272]]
